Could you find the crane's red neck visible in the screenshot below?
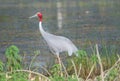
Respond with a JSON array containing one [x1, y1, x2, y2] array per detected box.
[[37, 12, 42, 22]]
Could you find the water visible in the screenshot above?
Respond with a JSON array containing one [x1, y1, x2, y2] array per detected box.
[[0, 0, 119, 68]]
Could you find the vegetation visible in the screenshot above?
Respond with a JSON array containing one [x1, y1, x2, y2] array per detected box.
[[0, 45, 120, 81]]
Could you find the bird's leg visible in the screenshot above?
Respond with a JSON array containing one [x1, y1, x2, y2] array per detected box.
[[57, 54, 61, 66], [56, 53, 62, 76]]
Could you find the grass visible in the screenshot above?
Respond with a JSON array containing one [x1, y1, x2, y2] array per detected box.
[[0, 44, 120, 81]]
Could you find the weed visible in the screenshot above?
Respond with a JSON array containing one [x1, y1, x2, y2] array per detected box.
[[0, 60, 4, 72], [0, 44, 119, 81], [5, 45, 22, 71]]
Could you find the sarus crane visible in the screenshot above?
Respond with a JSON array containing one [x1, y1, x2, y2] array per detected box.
[[29, 12, 78, 64]]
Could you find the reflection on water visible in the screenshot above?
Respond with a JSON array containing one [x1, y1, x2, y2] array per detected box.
[[0, 0, 119, 68]]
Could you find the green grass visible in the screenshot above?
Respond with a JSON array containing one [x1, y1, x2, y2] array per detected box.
[[0, 44, 120, 81]]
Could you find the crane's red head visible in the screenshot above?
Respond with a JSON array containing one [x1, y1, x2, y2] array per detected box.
[[29, 12, 43, 22], [37, 12, 42, 22]]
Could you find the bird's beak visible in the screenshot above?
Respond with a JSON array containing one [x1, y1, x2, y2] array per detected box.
[[29, 14, 37, 19]]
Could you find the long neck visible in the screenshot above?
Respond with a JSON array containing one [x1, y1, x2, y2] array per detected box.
[[39, 22, 44, 32], [39, 21, 47, 37]]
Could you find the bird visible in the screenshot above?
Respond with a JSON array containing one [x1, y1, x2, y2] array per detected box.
[[29, 12, 78, 64]]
